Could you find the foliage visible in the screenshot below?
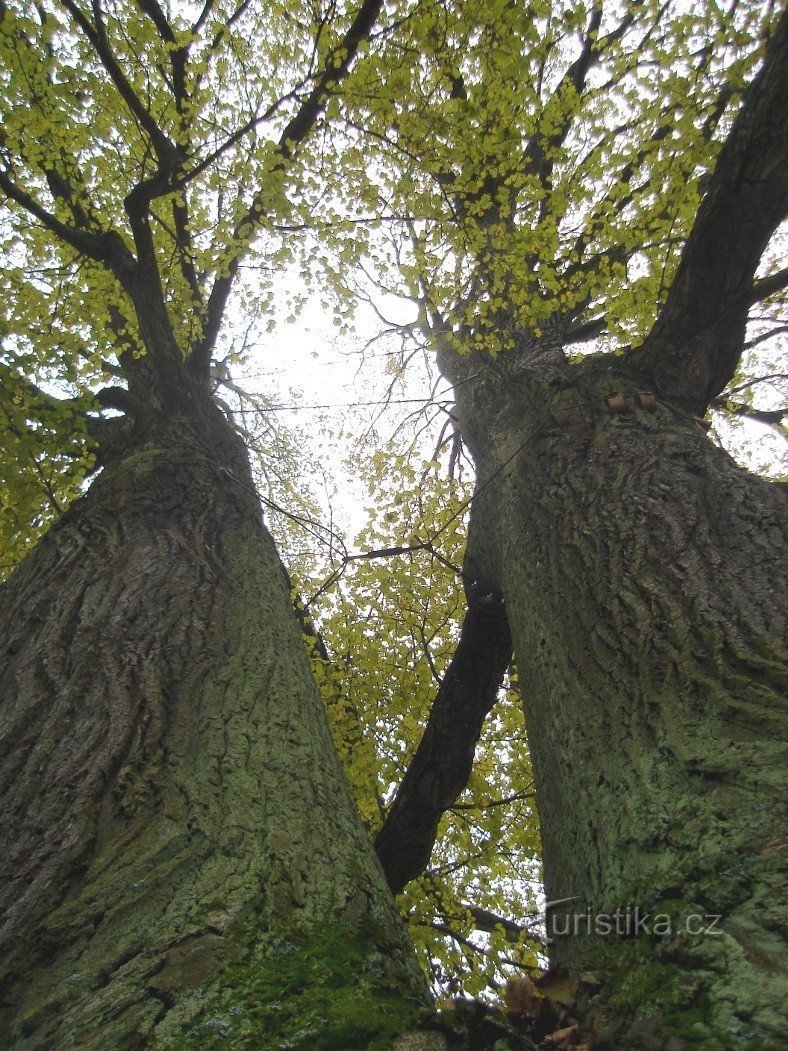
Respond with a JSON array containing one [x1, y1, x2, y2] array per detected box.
[[0, 0, 785, 1018], [0, 361, 91, 576], [311, 0, 781, 355], [299, 449, 542, 997]]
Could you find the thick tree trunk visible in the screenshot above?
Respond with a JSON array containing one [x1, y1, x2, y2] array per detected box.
[[0, 400, 425, 1048], [442, 345, 787, 1047]]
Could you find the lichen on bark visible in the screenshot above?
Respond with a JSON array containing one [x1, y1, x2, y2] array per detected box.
[[0, 406, 426, 1048], [441, 343, 787, 1046]]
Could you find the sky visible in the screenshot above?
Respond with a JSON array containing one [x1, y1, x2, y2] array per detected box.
[[226, 265, 786, 572]]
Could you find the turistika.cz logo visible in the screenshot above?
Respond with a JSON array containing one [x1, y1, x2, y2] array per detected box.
[[542, 897, 722, 944]]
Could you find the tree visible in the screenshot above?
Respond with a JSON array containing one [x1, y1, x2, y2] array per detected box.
[[321, 0, 787, 1044], [0, 2, 433, 1047], [1, 1, 786, 1049], [303, 451, 542, 997]]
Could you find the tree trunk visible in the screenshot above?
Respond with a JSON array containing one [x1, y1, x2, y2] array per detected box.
[[442, 344, 787, 1047], [0, 399, 425, 1048]]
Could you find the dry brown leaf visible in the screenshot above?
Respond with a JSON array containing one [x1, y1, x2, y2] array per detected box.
[[504, 975, 544, 1019], [541, 1023, 581, 1048]]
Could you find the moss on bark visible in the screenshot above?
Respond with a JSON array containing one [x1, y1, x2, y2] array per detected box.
[[442, 345, 787, 1046], [161, 921, 422, 1050], [0, 406, 425, 1047]]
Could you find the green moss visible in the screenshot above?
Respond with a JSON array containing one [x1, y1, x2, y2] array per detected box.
[[162, 922, 421, 1050], [583, 934, 764, 1049]]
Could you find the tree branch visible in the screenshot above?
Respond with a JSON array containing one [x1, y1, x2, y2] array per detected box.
[[0, 169, 133, 271], [188, 0, 385, 378], [711, 398, 786, 426], [0, 360, 87, 418], [60, 0, 177, 166], [628, 9, 788, 412], [43, 164, 94, 231], [748, 266, 788, 306], [564, 316, 607, 345], [460, 903, 540, 944], [160, 189, 202, 312], [95, 385, 157, 422], [134, 0, 189, 109], [523, 3, 604, 191], [375, 592, 512, 895]]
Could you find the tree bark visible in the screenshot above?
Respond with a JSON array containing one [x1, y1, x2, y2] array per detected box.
[[0, 398, 425, 1048], [441, 343, 787, 1046], [374, 589, 512, 895]]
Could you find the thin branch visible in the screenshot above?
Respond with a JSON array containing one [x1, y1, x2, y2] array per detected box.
[[449, 788, 535, 813], [743, 329, 788, 352], [171, 81, 312, 192], [460, 903, 541, 944], [711, 398, 786, 425], [188, 0, 385, 377], [748, 266, 788, 306], [724, 372, 787, 394]]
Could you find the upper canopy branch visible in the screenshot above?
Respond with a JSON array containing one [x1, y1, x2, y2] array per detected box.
[[522, 3, 603, 194], [133, 0, 188, 108], [59, 0, 179, 170], [0, 169, 134, 274], [627, 9, 788, 413], [1, 3, 183, 326], [187, 0, 386, 379], [53, 2, 187, 332]]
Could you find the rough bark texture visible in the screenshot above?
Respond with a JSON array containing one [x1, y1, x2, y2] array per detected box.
[[0, 400, 425, 1048], [441, 344, 787, 1048]]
